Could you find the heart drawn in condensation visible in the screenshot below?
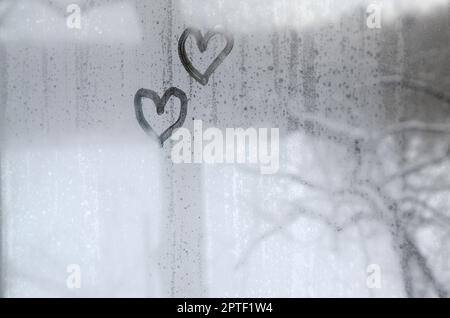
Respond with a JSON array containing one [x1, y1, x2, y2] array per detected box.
[[178, 25, 234, 86], [134, 87, 188, 146]]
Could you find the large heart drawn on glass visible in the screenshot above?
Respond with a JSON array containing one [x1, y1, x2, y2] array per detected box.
[[134, 87, 188, 146], [178, 26, 234, 86]]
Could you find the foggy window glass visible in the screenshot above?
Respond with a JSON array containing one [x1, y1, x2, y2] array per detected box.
[[0, 0, 450, 298]]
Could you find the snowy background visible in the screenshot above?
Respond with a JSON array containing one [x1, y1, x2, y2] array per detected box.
[[0, 0, 450, 297]]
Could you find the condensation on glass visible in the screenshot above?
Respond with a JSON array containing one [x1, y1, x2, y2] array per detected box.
[[0, 0, 450, 297]]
